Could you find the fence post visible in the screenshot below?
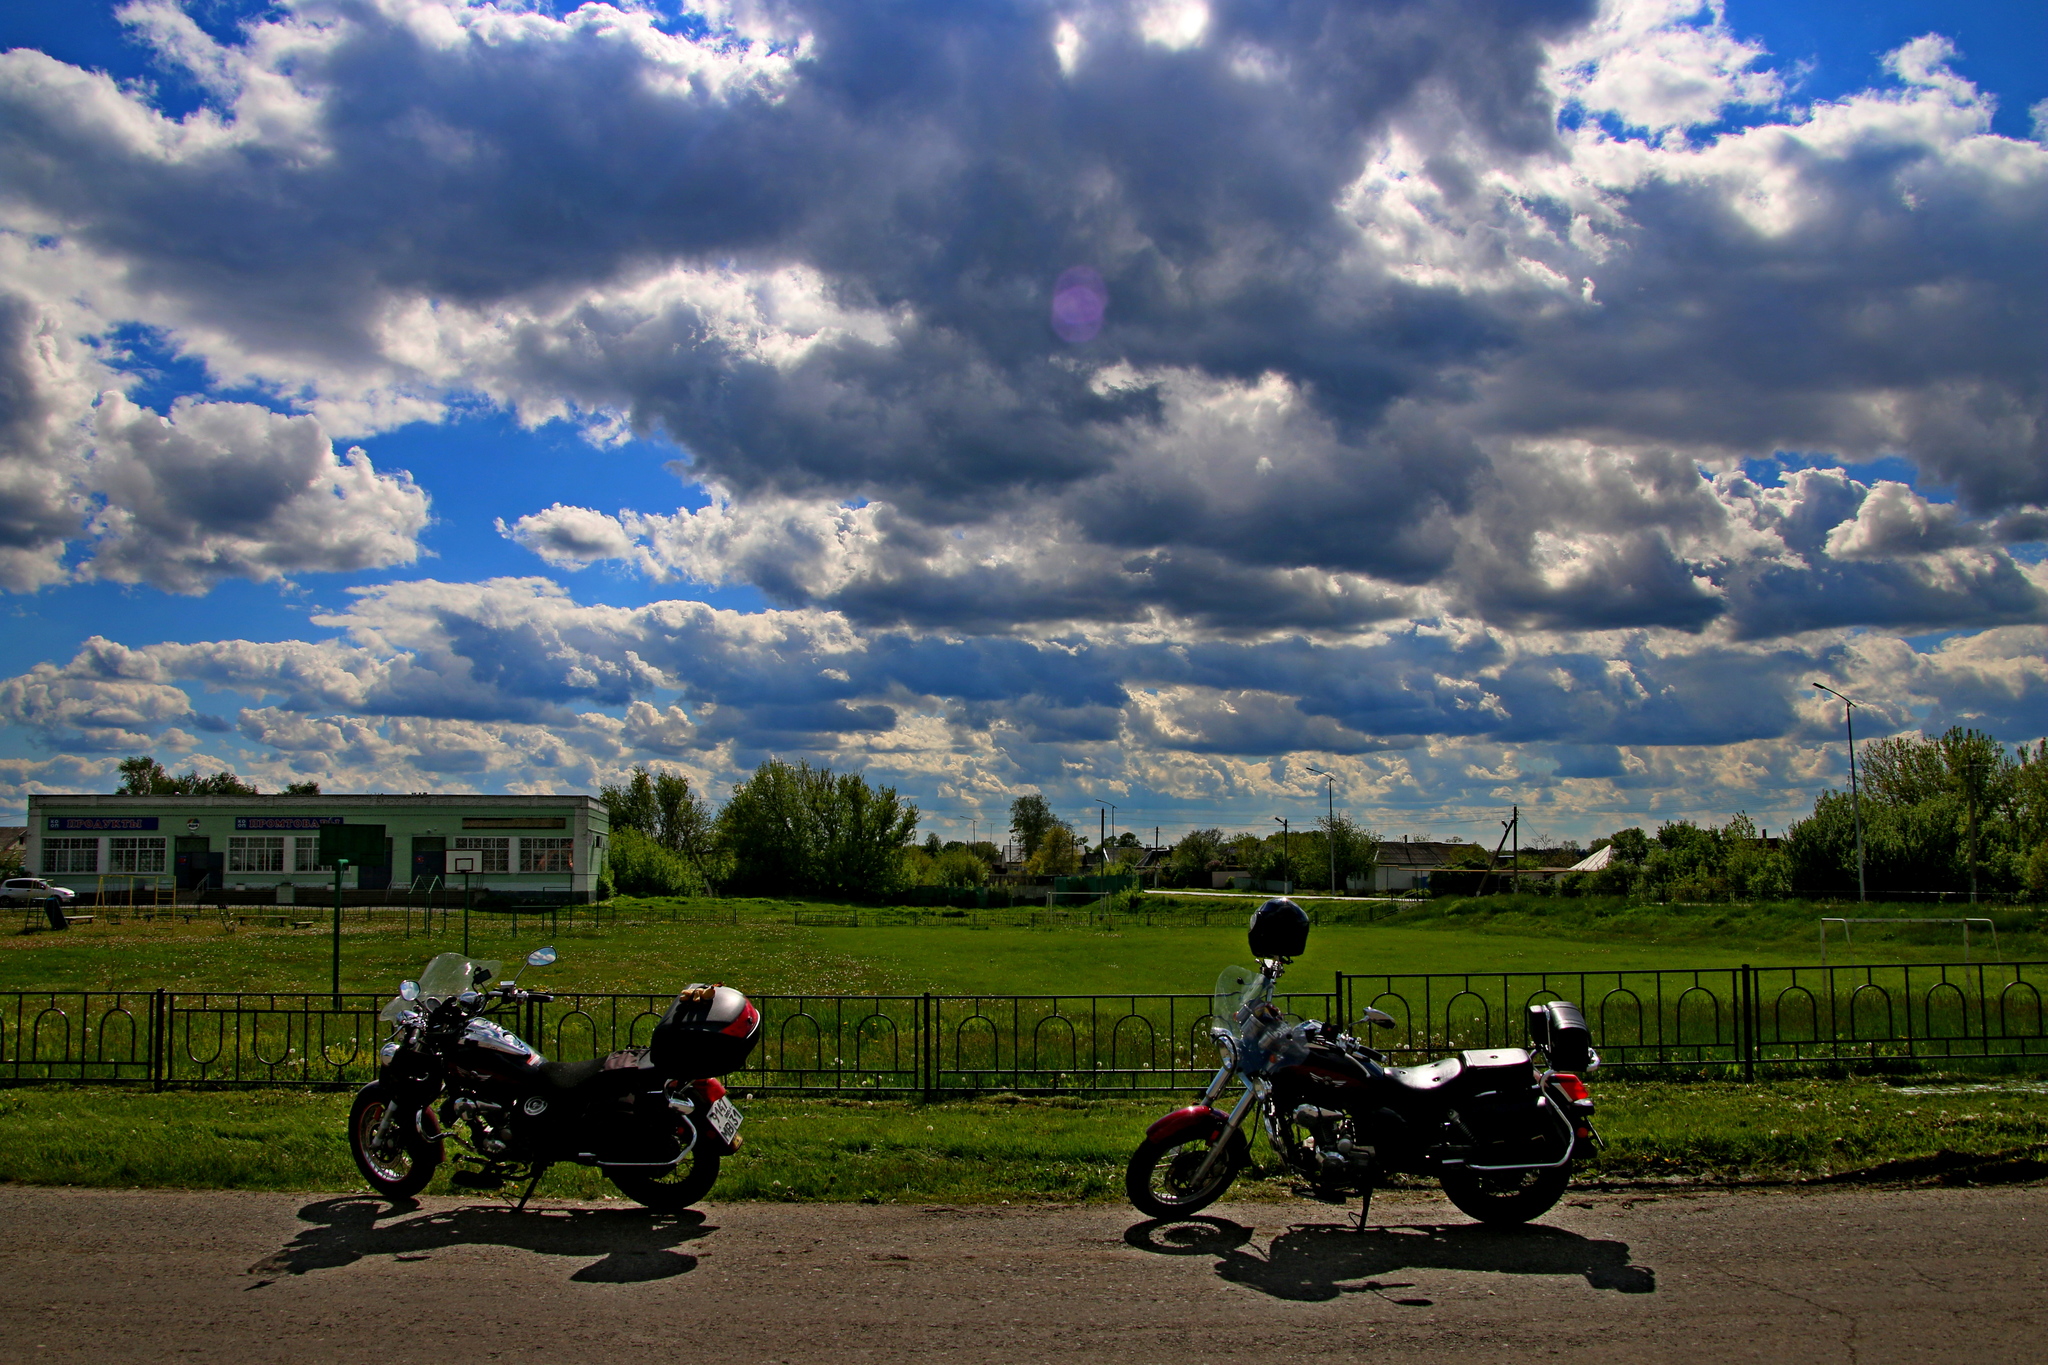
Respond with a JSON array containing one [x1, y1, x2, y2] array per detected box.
[[152, 988, 168, 1091], [1740, 964, 1755, 1083], [920, 993, 934, 1103]]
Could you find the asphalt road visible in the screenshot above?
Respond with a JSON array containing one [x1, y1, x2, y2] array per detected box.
[[0, 1183, 2042, 1363]]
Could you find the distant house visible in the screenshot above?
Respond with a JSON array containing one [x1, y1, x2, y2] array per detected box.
[[1366, 839, 1473, 893], [0, 826, 25, 865]]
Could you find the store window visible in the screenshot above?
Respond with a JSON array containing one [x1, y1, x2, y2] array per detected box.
[[44, 837, 97, 875], [452, 836, 509, 873], [292, 838, 332, 873], [228, 836, 286, 874], [109, 837, 166, 874], [520, 837, 574, 874]]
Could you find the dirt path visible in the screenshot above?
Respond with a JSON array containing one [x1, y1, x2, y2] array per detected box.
[[1, 1183, 2042, 1363]]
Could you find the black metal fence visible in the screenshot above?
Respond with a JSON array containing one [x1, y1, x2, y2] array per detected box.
[[1338, 962, 2048, 1076], [0, 985, 1336, 1095], [4, 962, 2043, 1094]]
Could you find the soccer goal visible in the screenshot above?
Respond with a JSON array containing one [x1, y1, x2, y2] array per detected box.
[[1818, 916, 1997, 966]]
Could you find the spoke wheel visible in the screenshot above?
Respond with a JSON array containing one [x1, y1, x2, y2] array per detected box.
[[1440, 1161, 1571, 1225], [1125, 1133, 1241, 1219], [349, 1082, 440, 1198]]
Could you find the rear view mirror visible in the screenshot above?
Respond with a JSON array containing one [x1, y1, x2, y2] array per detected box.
[[399, 980, 419, 1002], [1359, 1007, 1397, 1030], [527, 946, 557, 967]]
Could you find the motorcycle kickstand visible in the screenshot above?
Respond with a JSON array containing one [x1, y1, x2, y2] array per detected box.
[[516, 1164, 548, 1211], [1353, 1180, 1375, 1232]]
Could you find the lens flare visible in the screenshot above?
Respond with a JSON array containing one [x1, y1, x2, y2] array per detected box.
[[1050, 266, 1108, 343]]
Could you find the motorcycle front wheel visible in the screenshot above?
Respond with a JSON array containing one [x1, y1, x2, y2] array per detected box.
[[1125, 1133, 1241, 1218], [1440, 1162, 1571, 1225], [349, 1082, 442, 1198], [608, 1147, 721, 1213]]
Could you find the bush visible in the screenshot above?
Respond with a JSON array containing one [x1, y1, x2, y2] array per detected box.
[[607, 826, 705, 897]]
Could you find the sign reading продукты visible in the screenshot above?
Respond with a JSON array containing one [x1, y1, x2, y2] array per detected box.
[[234, 817, 345, 830], [47, 817, 159, 830]]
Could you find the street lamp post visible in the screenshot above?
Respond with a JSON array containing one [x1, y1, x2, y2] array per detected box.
[[1272, 816, 1291, 894], [1304, 765, 1337, 894], [1812, 682, 1867, 903]]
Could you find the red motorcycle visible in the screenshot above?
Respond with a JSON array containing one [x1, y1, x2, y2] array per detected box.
[[1127, 900, 1601, 1224]]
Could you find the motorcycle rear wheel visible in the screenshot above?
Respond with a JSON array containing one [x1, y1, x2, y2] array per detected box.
[[608, 1147, 721, 1213], [1440, 1162, 1571, 1225], [349, 1082, 442, 1198], [1125, 1134, 1241, 1218]]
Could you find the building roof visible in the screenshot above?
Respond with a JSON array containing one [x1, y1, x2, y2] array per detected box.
[[1374, 840, 1473, 870], [0, 826, 25, 855], [27, 793, 600, 810], [1566, 844, 1613, 872]]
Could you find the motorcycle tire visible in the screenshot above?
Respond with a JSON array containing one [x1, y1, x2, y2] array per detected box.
[[608, 1147, 721, 1213], [1125, 1133, 1242, 1219], [1440, 1162, 1571, 1225], [349, 1082, 442, 1198]]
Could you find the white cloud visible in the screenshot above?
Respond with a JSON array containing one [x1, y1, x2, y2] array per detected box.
[[83, 394, 430, 592]]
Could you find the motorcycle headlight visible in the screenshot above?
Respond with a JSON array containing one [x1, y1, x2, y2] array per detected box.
[[378, 1040, 400, 1064]]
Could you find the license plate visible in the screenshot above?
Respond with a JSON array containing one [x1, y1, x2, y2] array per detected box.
[[706, 1096, 743, 1143]]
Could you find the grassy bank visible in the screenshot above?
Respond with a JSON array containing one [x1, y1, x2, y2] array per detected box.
[[8, 892, 2037, 1000], [3, 1078, 2041, 1201]]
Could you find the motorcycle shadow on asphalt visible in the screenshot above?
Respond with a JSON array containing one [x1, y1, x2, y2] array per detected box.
[[1123, 1216, 1655, 1303], [246, 1197, 712, 1287]]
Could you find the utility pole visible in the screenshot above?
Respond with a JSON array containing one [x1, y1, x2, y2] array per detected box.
[[1305, 765, 1336, 894], [1513, 804, 1520, 896], [1812, 683, 1867, 903], [1093, 800, 1117, 873], [1273, 816, 1291, 894]]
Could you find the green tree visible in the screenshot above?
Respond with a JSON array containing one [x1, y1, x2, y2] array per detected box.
[[600, 765, 721, 890], [717, 759, 919, 897], [1319, 814, 1379, 891], [1024, 821, 1081, 876], [115, 756, 261, 795], [1009, 793, 1058, 860]]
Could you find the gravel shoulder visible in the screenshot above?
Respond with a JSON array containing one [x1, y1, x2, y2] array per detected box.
[[1, 1183, 2042, 1364]]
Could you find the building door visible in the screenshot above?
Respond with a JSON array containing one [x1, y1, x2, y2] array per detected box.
[[173, 836, 221, 891], [411, 836, 446, 886], [359, 837, 395, 891]]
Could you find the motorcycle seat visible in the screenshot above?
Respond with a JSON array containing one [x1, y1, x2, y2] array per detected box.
[[1385, 1056, 1464, 1090], [537, 1057, 610, 1091]]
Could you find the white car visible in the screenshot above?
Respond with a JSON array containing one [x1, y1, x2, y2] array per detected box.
[[2, 877, 76, 904]]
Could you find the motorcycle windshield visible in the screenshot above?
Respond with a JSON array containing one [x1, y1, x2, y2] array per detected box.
[[378, 996, 416, 1022], [416, 952, 503, 1003], [1213, 964, 1262, 1026]]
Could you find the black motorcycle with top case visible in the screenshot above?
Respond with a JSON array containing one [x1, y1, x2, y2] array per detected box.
[[348, 946, 760, 1211], [1126, 899, 1603, 1225]]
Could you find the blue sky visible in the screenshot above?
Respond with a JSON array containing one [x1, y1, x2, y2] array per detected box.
[[1, 0, 2045, 849]]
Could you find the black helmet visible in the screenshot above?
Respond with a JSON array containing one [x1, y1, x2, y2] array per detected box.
[[1248, 897, 1309, 959]]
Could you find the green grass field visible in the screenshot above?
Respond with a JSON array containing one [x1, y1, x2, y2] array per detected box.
[[4, 894, 2041, 1201], [2, 1078, 2041, 1201], [4, 892, 2039, 999]]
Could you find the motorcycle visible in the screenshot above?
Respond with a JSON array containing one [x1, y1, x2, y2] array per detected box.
[[348, 946, 761, 1211], [1126, 900, 1602, 1225]]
